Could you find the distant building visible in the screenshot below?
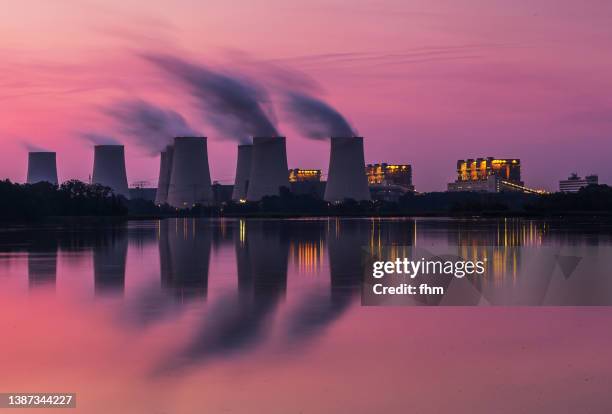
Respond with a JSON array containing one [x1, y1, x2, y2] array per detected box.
[[129, 187, 156, 201], [287, 168, 325, 199], [366, 163, 414, 190], [448, 157, 524, 193], [366, 163, 414, 201], [559, 173, 598, 193], [212, 182, 234, 204], [289, 168, 321, 182]]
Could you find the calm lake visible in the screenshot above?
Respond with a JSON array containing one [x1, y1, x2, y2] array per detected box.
[[1, 217, 611, 413]]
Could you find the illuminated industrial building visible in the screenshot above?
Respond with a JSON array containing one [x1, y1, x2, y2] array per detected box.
[[289, 169, 325, 198], [448, 157, 532, 193], [366, 163, 414, 202], [456, 158, 522, 184], [289, 169, 322, 183], [366, 163, 414, 190]]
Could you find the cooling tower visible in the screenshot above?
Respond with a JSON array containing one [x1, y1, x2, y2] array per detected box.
[[27, 152, 58, 185], [155, 145, 174, 205], [167, 137, 212, 208], [92, 145, 129, 198], [246, 137, 289, 201], [324, 137, 371, 202], [232, 144, 252, 201]]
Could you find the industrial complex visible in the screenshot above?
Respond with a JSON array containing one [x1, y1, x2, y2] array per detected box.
[[20, 138, 605, 208], [447, 158, 544, 194]]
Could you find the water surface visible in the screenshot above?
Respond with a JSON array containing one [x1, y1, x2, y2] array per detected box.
[[1, 217, 611, 413]]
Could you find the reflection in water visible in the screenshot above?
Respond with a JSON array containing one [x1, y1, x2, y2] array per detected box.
[[1, 217, 612, 395], [159, 219, 212, 300], [286, 219, 415, 341], [285, 219, 365, 340], [454, 219, 547, 286], [93, 226, 128, 295], [28, 252, 57, 288], [288, 220, 327, 274], [28, 237, 58, 288], [160, 219, 290, 372], [211, 217, 233, 249]]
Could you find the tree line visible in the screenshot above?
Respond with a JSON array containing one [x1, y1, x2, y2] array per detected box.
[[2, 179, 611, 221]]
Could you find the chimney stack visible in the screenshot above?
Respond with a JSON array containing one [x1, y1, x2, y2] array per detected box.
[[92, 145, 129, 198], [155, 145, 174, 205], [27, 152, 58, 185], [232, 144, 252, 201], [167, 137, 212, 208], [324, 137, 370, 202], [246, 137, 290, 201]]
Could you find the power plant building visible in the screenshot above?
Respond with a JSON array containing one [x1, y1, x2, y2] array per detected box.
[[289, 169, 322, 183], [246, 137, 290, 201], [366, 163, 414, 202], [289, 168, 325, 199], [324, 137, 371, 202], [167, 137, 213, 208], [27, 151, 58, 185], [92, 145, 129, 198], [559, 173, 598, 193], [367, 163, 414, 190], [448, 157, 524, 193]]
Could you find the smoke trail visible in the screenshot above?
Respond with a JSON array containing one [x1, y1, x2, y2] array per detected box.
[[21, 141, 49, 152], [283, 92, 356, 139], [143, 53, 278, 142], [80, 132, 121, 145], [104, 99, 197, 154]]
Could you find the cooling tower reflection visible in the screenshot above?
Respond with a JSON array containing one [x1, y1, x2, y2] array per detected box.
[[158, 219, 289, 372], [28, 241, 58, 288], [159, 218, 212, 300], [287, 219, 373, 343], [93, 226, 128, 296]]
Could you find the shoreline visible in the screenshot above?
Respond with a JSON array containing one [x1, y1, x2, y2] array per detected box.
[[2, 211, 612, 226]]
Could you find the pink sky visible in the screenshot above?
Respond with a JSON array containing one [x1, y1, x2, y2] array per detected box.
[[1, 0, 612, 191]]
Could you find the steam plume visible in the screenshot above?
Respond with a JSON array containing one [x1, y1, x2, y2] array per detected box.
[[284, 92, 356, 139], [104, 99, 196, 154], [143, 53, 278, 142], [80, 132, 121, 146], [21, 141, 49, 152]]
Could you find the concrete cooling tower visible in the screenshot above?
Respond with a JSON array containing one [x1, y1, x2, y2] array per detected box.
[[324, 137, 371, 202], [246, 137, 290, 202], [27, 152, 58, 185], [232, 144, 252, 201], [155, 145, 174, 205], [167, 137, 212, 208], [92, 145, 129, 198]]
